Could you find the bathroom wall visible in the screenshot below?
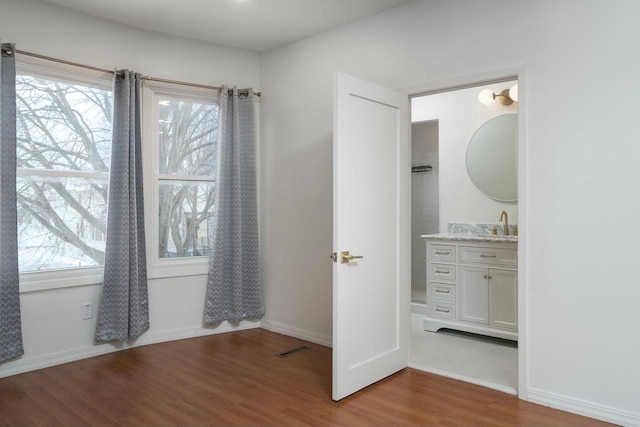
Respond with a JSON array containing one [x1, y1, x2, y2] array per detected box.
[[411, 121, 439, 299], [412, 80, 518, 230]]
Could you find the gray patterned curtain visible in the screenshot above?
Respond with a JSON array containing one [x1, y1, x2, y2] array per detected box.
[[204, 87, 263, 324], [0, 43, 24, 363], [96, 70, 149, 342]]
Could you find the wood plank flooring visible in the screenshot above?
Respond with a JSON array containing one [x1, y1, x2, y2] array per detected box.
[[0, 329, 612, 426]]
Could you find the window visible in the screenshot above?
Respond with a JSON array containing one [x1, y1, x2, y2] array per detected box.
[[13, 63, 221, 286], [155, 95, 218, 260], [15, 69, 112, 273]]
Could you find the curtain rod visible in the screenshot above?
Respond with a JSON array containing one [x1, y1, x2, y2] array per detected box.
[[1, 46, 260, 97]]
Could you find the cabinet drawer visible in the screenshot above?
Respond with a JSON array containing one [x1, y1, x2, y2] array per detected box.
[[429, 244, 456, 262], [459, 246, 516, 266], [429, 263, 456, 282], [430, 282, 456, 303], [430, 302, 456, 320]]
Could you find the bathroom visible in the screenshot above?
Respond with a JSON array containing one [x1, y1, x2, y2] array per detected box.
[[409, 79, 519, 393]]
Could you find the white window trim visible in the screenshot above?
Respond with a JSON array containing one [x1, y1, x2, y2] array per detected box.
[[142, 82, 220, 279], [16, 57, 113, 92], [20, 266, 104, 293], [16, 59, 113, 293]]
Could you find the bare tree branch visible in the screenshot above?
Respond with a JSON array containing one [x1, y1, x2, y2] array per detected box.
[[17, 183, 105, 264]]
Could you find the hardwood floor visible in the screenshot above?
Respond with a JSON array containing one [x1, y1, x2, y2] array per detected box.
[[0, 329, 612, 426]]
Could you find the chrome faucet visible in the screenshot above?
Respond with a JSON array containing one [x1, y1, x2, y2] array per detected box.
[[499, 210, 509, 236]]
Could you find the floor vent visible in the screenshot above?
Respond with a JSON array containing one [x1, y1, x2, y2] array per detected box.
[[274, 346, 309, 358]]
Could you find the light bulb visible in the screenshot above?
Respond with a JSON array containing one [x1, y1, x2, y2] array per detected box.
[[478, 89, 495, 105], [509, 84, 518, 102]]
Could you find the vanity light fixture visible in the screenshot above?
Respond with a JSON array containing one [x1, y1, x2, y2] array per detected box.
[[478, 84, 518, 106], [509, 84, 518, 102]]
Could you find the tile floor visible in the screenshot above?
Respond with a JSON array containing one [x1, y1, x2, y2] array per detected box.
[[409, 312, 519, 394]]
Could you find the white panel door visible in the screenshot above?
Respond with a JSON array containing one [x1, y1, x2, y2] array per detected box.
[[332, 73, 410, 401]]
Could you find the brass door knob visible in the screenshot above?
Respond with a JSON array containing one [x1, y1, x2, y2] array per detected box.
[[340, 251, 364, 264]]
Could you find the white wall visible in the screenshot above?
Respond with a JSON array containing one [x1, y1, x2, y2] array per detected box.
[[0, 0, 258, 88], [412, 80, 518, 228], [260, 0, 640, 424], [0, 0, 261, 378]]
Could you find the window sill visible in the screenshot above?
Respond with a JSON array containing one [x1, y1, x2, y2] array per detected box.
[[148, 257, 211, 279], [19, 258, 211, 293], [19, 266, 104, 293]]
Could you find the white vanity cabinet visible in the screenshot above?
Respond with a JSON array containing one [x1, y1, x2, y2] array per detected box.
[[424, 238, 518, 341]]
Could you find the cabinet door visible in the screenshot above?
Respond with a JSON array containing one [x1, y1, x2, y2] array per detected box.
[[489, 269, 517, 330], [459, 266, 488, 324]]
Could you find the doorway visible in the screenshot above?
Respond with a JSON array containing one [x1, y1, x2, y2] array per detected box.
[[408, 79, 519, 394], [411, 120, 439, 310]]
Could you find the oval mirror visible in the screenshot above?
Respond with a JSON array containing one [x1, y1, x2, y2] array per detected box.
[[466, 114, 517, 201]]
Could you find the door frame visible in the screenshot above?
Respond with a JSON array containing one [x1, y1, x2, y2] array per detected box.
[[404, 65, 530, 399]]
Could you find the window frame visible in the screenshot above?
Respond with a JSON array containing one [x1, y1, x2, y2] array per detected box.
[[142, 82, 220, 279], [15, 60, 231, 289], [16, 57, 114, 293]]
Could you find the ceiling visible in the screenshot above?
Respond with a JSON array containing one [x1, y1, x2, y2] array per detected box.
[[36, 0, 415, 52]]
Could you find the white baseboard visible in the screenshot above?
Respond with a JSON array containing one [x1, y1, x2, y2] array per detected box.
[[0, 320, 261, 379], [528, 387, 640, 427], [260, 319, 332, 347]]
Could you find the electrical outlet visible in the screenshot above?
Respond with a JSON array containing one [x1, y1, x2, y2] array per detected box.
[[82, 302, 93, 320]]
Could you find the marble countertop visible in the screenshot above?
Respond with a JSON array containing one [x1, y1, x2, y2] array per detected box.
[[421, 233, 518, 244]]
